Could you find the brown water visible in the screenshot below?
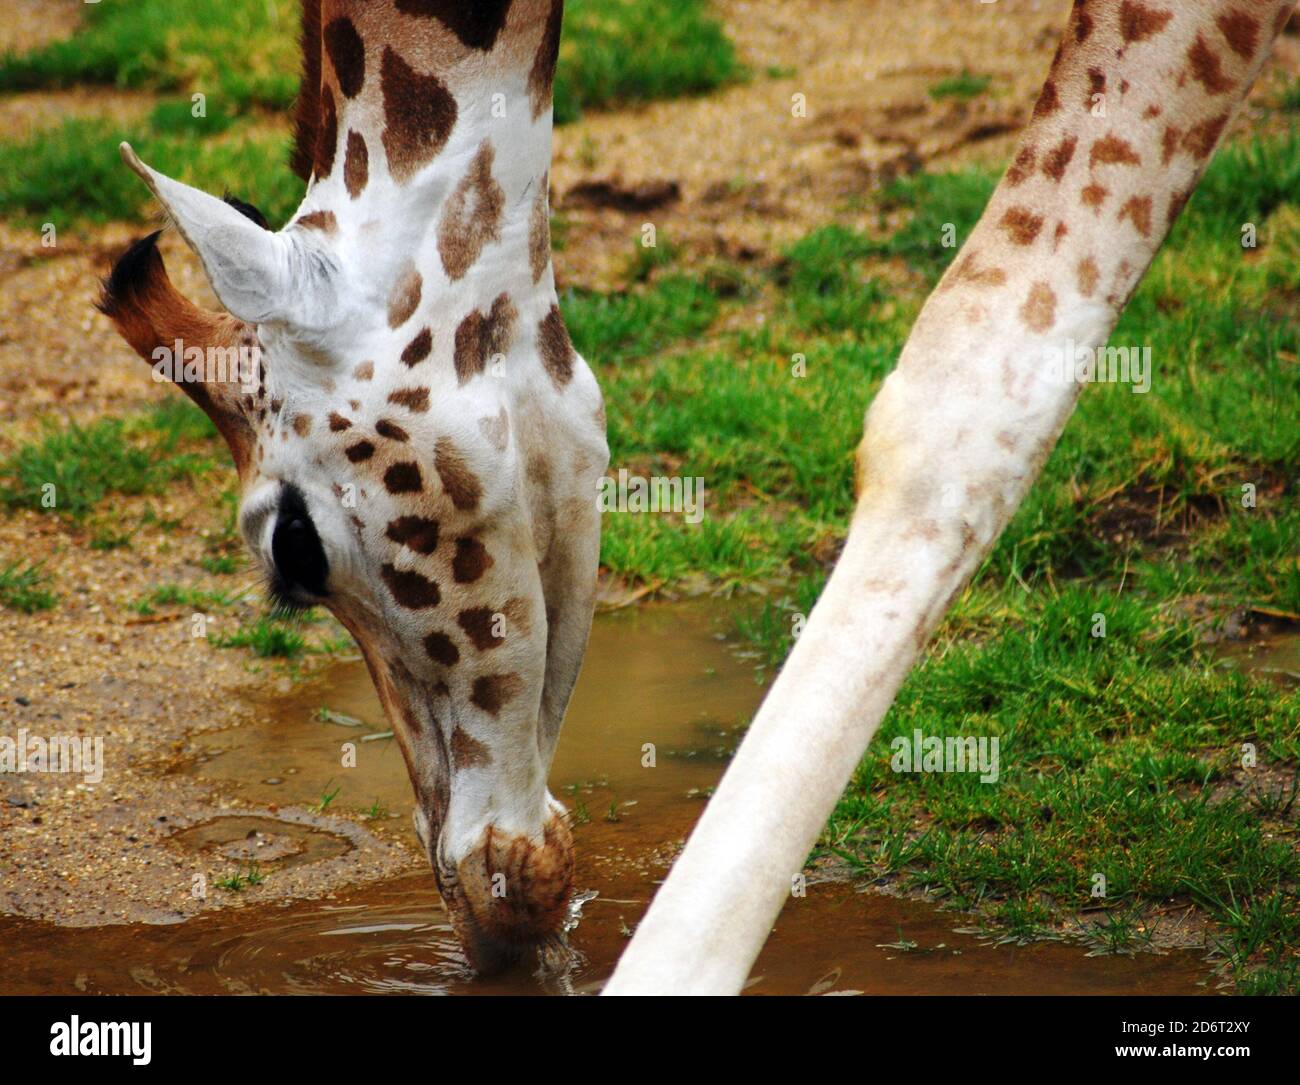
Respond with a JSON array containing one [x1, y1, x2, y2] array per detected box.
[[0, 605, 1214, 996]]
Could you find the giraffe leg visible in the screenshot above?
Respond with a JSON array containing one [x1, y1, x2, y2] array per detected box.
[[605, 0, 1295, 995]]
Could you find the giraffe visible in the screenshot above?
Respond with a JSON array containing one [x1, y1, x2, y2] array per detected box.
[[606, 0, 1298, 994], [98, 0, 607, 973]]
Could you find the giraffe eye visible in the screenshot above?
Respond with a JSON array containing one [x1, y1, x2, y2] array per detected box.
[[270, 484, 329, 608]]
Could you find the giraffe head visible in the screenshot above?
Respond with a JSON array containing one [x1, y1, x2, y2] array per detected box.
[[98, 0, 607, 973]]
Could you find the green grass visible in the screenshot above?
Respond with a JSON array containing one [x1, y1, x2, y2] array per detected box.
[[212, 617, 307, 659], [0, 0, 739, 123], [0, 561, 57, 613], [0, 117, 304, 227], [928, 71, 992, 101], [0, 405, 217, 518], [554, 0, 742, 124]]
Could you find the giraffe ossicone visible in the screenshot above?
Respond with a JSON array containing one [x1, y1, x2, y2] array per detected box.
[[100, 0, 606, 974]]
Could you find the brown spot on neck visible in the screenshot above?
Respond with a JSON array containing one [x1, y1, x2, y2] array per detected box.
[[527, 0, 564, 119], [1117, 195, 1154, 238], [1000, 206, 1045, 246], [388, 386, 431, 413], [344, 130, 369, 198], [396, 0, 515, 50], [387, 516, 440, 554], [1187, 34, 1234, 94], [1118, 2, 1174, 44], [537, 306, 575, 390], [1042, 134, 1078, 181], [402, 328, 433, 367], [1090, 134, 1141, 168], [1217, 10, 1261, 59], [471, 673, 523, 716], [459, 607, 506, 651], [1020, 282, 1057, 332], [454, 294, 518, 384], [434, 438, 483, 510], [384, 462, 424, 494], [381, 564, 441, 608], [451, 724, 492, 770], [296, 210, 337, 233], [453, 537, 493, 583], [424, 630, 460, 666], [439, 141, 506, 282], [388, 263, 423, 329], [324, 16, 366, 98], [381, 46, 457, 183]]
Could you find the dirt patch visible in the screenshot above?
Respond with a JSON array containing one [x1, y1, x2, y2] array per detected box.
[[0, 0, 82, 56]]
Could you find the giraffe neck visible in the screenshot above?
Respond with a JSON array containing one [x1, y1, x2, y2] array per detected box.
[[286, 0, 563, 358]]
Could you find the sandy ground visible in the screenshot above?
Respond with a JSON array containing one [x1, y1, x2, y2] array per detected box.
[[0, 1, 1297, 926]]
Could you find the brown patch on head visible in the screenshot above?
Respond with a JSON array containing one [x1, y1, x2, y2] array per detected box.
[[344, 130, 369, 198], [1167, 187, 1195, 228], [387, 515, 440, 554], [434, 438, 483, 510], [1081, 183, 1108, 211], [1077, 257, 1100, 298], [454, 294, 518, 384], [352, 361, 374, 381], [458, 607, 506, 651], [376, 419, 410, 442], [381, 46, 458, 183], [388, 386, 430, 413], [292, 414, 313, 437], [387, 263, 423, 329], [1032, 80, 1060, 119], [1117, 195, 1154, 238], [1161, 124, 1183, 164], [1217, 10, 1261, 59], [470, 673, 523, 716], [346, 440, 375, 463], [315, 85, 338, 179], [1006, 145, 1036, 186], [424, 630, 460, 667], [296, 210, 337, 233], [1118, 1, 1174, 43], [1042, 135, 1078, 183], [402, 328, 433, 367], [395, 0, 514, 50], [384, 462, 424, 494], [439, 142, 506, 281], [537, 306, 574, 390], [453, 537, 493, 583], [381, 564, 441, 609], [1090, 135, 1141, 168], [528, 0, 565, 119], [529, 173, 551, 283], [328, 412, 352, 431], [999, 206, 1045, 246], [1187, 34, 1234, 94], [1020, 282, 1057, 332], [1052, 221, 1069, 250], [450, 725, 492, 771], [324, 16, 366, 98]]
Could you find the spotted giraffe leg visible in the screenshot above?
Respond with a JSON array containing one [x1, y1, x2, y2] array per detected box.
[[605, 0, 1296, 995]]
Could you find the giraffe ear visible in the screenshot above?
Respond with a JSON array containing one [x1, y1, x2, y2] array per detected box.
[[119, 143, 336, 330]]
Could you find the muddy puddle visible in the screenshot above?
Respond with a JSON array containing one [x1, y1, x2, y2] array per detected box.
[[0, 605, 1214, 995]]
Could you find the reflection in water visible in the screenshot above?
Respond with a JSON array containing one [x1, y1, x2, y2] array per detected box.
[[0, 605, 1213, 996]]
